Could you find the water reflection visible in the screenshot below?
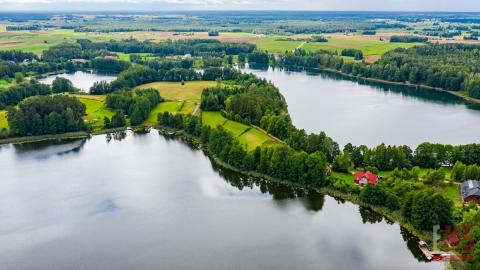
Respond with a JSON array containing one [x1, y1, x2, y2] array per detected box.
[[0, 132, 441, 270], [243, 66, 480, 147], [38, 71, 116, 92], [12, 139, 86, 159]]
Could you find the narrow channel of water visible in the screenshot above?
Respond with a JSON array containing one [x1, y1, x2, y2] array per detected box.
[[0, 131, 442, 270]]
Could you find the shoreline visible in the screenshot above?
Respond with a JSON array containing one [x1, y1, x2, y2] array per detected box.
[[157, 127, 435, 246], [278, 65, 480, 106], [0, 127, 128, 146], [0, 125, 439, 250]]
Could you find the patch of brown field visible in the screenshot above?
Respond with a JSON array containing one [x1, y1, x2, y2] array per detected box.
[[71, 94, 106, 101], [110, 31, 258, 43], [365, 55, 381, 63], [0, 41, 24, 46]]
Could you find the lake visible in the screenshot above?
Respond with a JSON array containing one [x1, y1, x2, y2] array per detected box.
[[243, 67, 480, 148], [38, 71, 116, 92], [0, 131, 442, 270]]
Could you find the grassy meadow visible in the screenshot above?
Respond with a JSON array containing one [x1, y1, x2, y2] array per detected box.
[[136, 81, 217, 102], [202, 111, 278, 151], [251, 35, 420, 62], [0, 28, 114, 54], [74, 95, 114, 130], [145, 101, 182, 125]]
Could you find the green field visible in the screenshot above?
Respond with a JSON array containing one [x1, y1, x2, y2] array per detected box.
[[75, 95, 114, 130], [0, 29, 114, 54], [202, 111, 278, 151], [302, 37, 419, 56], [332, 171, 354, 184], [223, 120, 250, 137], [441, 184, 462, 206], [251, 36, 420, 61], [202, 111, 228, 128], [136, 81, 217, 101], [0, 110, 8, 130], [0, 79, 15, 90], [237, 128, 274, 151], [178, 101, 197, 115], [145, 101, 182, 125]]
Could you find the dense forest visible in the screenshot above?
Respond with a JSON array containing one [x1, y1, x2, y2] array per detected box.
[[106, 88, 162, 126], [7, 95, 87, 136]]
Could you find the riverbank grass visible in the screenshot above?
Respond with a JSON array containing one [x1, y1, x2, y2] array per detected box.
[[136, 81, 217, 101]]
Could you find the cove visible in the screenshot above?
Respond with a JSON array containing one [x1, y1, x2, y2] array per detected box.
[[243, 66, 480, 148], [38, 71, 116, 92], [0, 131, 441, 270]]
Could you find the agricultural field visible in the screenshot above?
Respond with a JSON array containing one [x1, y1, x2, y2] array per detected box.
[[0, 28, 113, 53], [251, 35, 420, 62], [251, 37, 303, 53], [201, 111, 278, 151], [178, 101, 197, 115], [136, 81, 217, 102], [302, 36, 419, 61], [0, 110, 8, 130], [0, 28, 257, 54], [105, 31, 258, 43], [74, 95, 114, 130], [237, 128, 275, 151]]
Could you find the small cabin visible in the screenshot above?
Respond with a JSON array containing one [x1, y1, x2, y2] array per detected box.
[[354, 171, 378, 186], [461, 180, 480, 204]]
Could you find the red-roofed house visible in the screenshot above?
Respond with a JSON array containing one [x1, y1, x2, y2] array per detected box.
[[354, 171, 379, 186]]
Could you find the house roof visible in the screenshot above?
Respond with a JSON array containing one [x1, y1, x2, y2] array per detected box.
[[461, 180, 480, 199], [354, 171, 378, 185]]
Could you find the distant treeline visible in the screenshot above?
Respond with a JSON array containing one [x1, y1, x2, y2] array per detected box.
[[5, 25, 40, 31], [390, 35, 428, 43], [273, 43, 480, 99]]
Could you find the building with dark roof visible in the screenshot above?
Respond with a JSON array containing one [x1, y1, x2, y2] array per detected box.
[[461, 180, 480, 204]]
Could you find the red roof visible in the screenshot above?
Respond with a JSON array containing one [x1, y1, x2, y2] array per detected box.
[[354, 171, 379, 185]]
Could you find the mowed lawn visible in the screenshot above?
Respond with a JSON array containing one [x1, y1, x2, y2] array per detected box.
[[75, 95, 114, 130], [202, 111, 278, 151], [441, 184, 462, 206], [238, 128, 275, 151], [145, 101, 182, 125], [0, 110, 8, 130], [136, 81, 217, 101]]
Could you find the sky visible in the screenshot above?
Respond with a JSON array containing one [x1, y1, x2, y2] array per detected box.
[[1, 0, 480, 12]]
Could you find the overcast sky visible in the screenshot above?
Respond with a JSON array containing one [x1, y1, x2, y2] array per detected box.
[[1, 0, 480, 12]]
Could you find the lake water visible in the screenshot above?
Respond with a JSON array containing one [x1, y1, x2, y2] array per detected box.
[[243, 67, 480, 148], [38, 71, 116, 92], [0, 131, 442, 270]]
